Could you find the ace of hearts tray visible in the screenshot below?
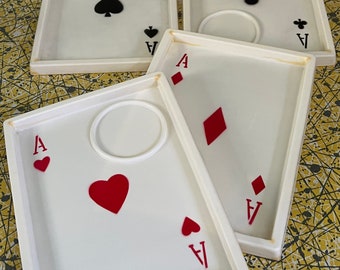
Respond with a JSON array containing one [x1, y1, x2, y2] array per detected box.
[[30, 0, 178, 74], [183, 0, 335, 66], [4, 73, 248, 270], [148, 30, 316, 259]]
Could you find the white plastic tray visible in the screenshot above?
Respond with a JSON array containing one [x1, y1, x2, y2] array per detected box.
[[30, 0, 178, 74], [183, 0, 335, 66], [4, 73, 248, 270], [148, 30, 316, 259]]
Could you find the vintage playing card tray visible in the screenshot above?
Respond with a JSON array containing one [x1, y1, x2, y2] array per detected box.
[[30, 0, 178, 74], [148, 30, 316, 259], [4, 73, 248, 269], [183, 0, 335, 66]]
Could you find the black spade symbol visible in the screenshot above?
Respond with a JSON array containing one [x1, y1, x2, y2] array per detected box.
[[144, 26, 159, 38], [95, 0, 124, 17]]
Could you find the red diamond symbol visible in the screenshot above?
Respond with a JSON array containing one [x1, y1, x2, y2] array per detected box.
[[171, 72, 183, 85], [203, 107, 227, 145], [251, 175, 265, 195]]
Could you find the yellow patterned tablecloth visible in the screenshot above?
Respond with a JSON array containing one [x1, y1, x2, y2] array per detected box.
[[0, 0, 339, 269]]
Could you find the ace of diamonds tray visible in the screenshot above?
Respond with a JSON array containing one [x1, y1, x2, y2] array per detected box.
[[148, 30, 317, 259]]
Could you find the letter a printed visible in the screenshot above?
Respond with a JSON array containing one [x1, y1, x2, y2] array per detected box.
[[33, 135, 48, 155], [296, 33, 309, 49], [176, 53, 189, 68], [246, 199, 263, 225], [145, 41, 159, 56], [188, 241, 208, 268]]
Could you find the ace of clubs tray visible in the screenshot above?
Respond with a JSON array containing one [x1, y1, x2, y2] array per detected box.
[[30, 0, 178, 74], [183, 0, 335, 66], [148, 30, 316, 259], [4, 73, 248, 270]]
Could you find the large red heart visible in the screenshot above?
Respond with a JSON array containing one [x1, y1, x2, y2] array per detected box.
[[33, 156, 50, 172], [89, 174, 129, 214], [181, 216, 201, 236]]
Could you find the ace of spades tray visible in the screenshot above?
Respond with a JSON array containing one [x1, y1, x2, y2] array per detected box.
[[4, 73, 248, 270], [30, 0, 178, 74], [148, 30, 316, 260], [183, 0, 335, 66]]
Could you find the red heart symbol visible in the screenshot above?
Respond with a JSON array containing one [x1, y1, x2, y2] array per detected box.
[[89, 174, 129, 214], [181, 216, 201, 236], [33, 156, 50, 172]]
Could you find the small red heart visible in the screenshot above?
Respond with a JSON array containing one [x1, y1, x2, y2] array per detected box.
[[33, 156, 50, 172], [181, 216, 201, 236], [89, 174, 129, 214]]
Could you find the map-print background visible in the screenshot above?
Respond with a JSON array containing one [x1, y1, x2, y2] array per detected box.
[[1, 0, 339, 269]]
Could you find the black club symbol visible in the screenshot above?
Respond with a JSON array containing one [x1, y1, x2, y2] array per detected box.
[[294, 19, 308, 29]]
